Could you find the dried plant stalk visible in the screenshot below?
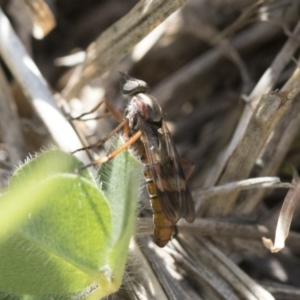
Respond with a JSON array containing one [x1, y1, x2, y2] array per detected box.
[[205, 19, 300, 188], [63, 0, 188, 99], [0, 8, 89, 162], [0, 67, 26, 164], [237, 68, 300, 214], [23, 0, 56, 39], [200, 91, 293, 216], [263, 170, 300, 252]]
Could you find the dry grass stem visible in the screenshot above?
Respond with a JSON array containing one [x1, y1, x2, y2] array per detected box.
[[0, 67, 26, 164], [206, 18, 300, 188], [23, 0, 56, 39], [200, 91, 293, 216], [194, 176, 291, 199], [263, 169, 300, 252], [63, 0, 188, 99], [0, 8, 89, 162]]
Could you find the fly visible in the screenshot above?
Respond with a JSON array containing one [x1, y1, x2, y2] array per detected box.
[[74, 74, 196, 247]]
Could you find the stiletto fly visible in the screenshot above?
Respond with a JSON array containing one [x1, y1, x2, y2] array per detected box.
[[76, 74, 196, 247]]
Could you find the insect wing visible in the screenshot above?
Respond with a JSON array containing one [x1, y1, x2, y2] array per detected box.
[[161, 121, 195, 223], [138, 118, 195, 224]]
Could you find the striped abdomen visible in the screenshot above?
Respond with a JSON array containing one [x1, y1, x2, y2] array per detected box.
[[139, 146, 174, 247]]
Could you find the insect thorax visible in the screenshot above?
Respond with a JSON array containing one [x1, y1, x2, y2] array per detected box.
[[125, 93, 163, 131]]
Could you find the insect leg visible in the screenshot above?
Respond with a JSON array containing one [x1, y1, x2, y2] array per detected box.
[[71, 101, 126, 154], [105, 101, 123, 123], [180, 158, 195, 180], [70, 100, 107, 121], [70, 99, 124, 123], [84, 130, 142, 168], [72, 119, 127, 154]]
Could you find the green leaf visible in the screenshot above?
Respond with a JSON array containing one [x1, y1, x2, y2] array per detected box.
[[9, 149, 95, 188], [0, 144, 142, 299], [0, 174, 111, 296], [0, 150, 95, 241], [100, 137, 142, 284]]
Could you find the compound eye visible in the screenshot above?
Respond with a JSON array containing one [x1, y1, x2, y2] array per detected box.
[[123, 80, 139, 94], [122, 78, 149, 96]]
